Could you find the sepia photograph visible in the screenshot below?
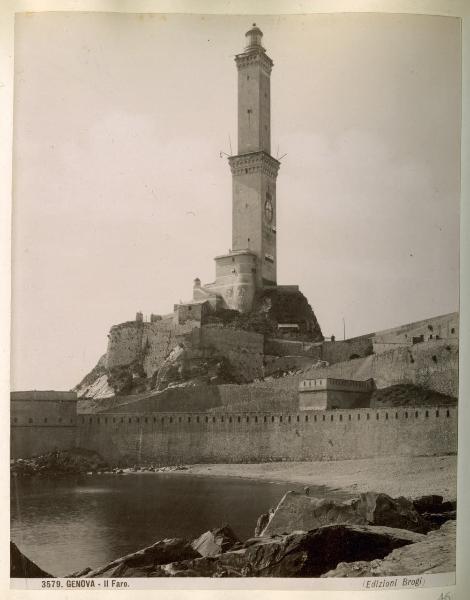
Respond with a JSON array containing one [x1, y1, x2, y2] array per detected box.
[[7, 7, 463, 590]]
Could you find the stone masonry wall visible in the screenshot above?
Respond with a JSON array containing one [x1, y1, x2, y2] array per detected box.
[[196, 326, 264, 382], [321, 337, 373, 364], [76, 405, 457, 465], [11, 395, 77, 458], [106, 319, 199, 377], [253, 339, 459, 398]]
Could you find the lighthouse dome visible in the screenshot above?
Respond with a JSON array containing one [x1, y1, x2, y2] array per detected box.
[[245, 23, 264, 49]]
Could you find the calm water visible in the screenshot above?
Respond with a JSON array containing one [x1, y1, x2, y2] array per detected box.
[[11, 473, 350, 576]]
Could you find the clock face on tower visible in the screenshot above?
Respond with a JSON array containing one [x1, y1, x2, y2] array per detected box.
[[264, 197, 273, 223]]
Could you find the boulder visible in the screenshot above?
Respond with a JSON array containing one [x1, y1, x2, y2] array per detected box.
[[148, 524, 424, 578], [191, 525, 240, 557], [412, 495, 444, 514], [356, 492, 430, 532], [86, 538, 199, 577], [10, 542, 53, 578], [262, 492, 430, 536], [322, 520, 456, 577]]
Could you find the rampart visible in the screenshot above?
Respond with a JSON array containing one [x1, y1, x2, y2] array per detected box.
[[11, 391, 77, 458], [194, 326, 264, 381], [76, 405, 457, 465], [253, 339, 459, 398], [106, 319, 199, 377]]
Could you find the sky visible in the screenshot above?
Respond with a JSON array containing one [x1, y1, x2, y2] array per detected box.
[[11, 12, 461, 391]]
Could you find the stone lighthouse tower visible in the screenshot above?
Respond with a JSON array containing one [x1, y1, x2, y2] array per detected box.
[[229, 24, 280, 287], [193, 25, 280, 313]]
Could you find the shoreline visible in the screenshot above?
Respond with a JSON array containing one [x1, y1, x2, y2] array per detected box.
[[167, 455, 457, 500]]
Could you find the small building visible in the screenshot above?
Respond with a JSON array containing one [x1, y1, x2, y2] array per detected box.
[[298, 377, 375, 411], [11, 391, 78, 458]]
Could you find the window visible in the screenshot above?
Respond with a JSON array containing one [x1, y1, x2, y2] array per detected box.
[[212, 417, 216, 423], [44, 418, 48, 424], [238, 416, 241, 423], [188, 416, 191, 423], [28, 418, 33, 424], [305, 415, 309, 422], [179, 416, 182, 423]]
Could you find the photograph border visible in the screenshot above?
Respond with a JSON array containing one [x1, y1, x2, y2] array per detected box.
[[1, 1, 469, 599]]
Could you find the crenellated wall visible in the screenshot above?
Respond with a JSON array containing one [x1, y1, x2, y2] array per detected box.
[[76, 405, 457, 465]]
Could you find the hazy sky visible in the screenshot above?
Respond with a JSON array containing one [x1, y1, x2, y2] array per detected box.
[[11, 12, 460, 391]]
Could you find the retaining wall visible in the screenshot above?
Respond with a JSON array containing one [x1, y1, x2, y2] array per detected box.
[[76, 405, 457, 465]]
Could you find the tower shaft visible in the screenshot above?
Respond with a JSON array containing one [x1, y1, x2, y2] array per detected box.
[[230, 25, 279, 287]]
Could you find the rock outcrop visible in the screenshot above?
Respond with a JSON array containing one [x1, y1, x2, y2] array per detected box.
[[10, 448, 108, 477], [322, 520, 456, 577], [190, 525, 240, 557], [10, 542, 53, 578], [260, 491, 431, 536], [102, 525, 423, 578], [83, 538, 200, 578]]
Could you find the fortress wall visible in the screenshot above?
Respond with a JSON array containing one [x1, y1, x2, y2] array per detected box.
[[372, 312, 459, 344], [76, 405, 457, 465], [254, 339, 459, 397], [142, 320, 197, 377], [106, 322, 144, 369], [96, 384, 297, 415], [197, 327, 264, 381], [106, 320, 198, 376], [264, 338, 322, 358], [263, 355, 318, 376], [11, 397, 77, 458], [321, 338, 374, 364]]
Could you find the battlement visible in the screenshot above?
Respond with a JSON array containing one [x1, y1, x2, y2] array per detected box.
[[76, 404, 457, 465]]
